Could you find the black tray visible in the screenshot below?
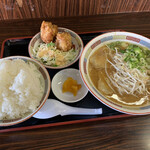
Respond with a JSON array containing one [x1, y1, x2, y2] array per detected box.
[[0, 31, 125, 131]]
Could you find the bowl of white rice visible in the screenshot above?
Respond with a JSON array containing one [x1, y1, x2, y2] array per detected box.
[[0, 56, 50, 126]]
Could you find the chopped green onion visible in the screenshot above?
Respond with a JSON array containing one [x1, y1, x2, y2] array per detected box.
[[120, 50, 126, 53], [107, 41, 150, 72]]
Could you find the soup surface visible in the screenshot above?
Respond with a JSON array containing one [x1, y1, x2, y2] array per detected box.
[[88, 41, 150, 107]]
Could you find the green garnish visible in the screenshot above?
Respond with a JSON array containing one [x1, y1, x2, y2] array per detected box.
[[72, 49, 76, 52], [52, 64, 58, 67], [124, 45, 148, 71], [107, 41, 150, 72], [120, 50, 126, 54], [47, 42, 55, 47], [107, 41, 121, 50]]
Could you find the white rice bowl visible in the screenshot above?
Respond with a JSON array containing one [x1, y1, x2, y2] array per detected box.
[[0, 56, 50, 126]]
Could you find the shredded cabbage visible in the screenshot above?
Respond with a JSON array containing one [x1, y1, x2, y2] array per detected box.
[[33, 42, 78, 67]]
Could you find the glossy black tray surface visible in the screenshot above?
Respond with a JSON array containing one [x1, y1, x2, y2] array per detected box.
[[0, 32, 123, 130]]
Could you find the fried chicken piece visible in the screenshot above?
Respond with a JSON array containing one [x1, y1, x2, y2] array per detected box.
[[55, 32, 72, 51], [40, 21, 58, 43]]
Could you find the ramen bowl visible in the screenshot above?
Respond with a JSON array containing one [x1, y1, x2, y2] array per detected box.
[[0, 56, 50, 126], [79, 31, 150, 115], [29, 27, 83, 69]]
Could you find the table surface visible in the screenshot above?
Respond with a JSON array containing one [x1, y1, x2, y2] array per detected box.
[[0, 12, 150, 150]]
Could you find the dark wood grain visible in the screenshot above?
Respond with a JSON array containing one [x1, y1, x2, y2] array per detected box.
[[0, 12, 150, 149], [0, 0, 150, 20], [0, 12, 150, 47], [1, 116, 150, 149]]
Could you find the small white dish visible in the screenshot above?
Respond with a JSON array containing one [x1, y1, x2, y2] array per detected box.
[[52, 68, 88, 103]]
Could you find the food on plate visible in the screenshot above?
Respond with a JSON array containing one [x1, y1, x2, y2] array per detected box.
[[0, 59, 44, 120], [33, 41, 78, 67], [62, 77, 82, 96], [55, 32, 72, 51], [40, 21, 58, 43], [32, 21, 78, 67], [88, 41, 150, 107]]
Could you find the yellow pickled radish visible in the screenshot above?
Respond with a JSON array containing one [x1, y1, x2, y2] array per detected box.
[[62, 77, 81, 96]]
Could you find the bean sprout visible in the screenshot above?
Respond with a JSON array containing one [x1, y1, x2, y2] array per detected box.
[[105, 51, 150, 95]]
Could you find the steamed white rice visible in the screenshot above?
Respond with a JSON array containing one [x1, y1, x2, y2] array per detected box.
[[0, 59, 44, 120]]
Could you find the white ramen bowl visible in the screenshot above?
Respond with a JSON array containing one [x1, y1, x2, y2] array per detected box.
[[79, 31, 150, 115]]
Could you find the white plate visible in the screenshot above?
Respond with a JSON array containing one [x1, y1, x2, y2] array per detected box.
[[52, 68, 88, 103]]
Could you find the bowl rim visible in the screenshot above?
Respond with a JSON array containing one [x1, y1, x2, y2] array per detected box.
[[0, 56, 51, 126], [28, 27, 84, 69], [79, 31, 150, 115]]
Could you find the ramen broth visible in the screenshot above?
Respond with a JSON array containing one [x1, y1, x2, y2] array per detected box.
[[88, 41, 150, 107]]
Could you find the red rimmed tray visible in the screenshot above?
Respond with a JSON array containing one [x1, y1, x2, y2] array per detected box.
[[0, 30, 130, 133]]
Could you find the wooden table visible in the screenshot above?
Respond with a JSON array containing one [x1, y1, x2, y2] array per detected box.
[[1, 12, 150, 150]]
